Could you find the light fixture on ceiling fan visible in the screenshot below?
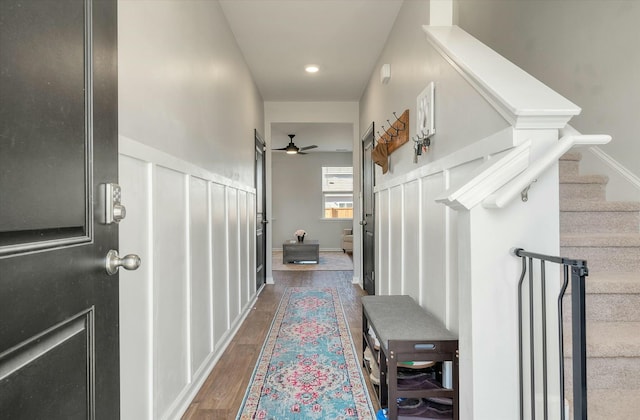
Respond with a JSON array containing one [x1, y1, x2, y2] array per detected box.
[[272, 134, 318, 155]]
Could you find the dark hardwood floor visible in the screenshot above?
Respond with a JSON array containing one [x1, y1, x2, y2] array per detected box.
[[181, 270, 378, 419]]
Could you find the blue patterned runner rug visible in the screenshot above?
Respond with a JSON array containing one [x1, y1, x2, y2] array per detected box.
[[236, 287, 375, 419]]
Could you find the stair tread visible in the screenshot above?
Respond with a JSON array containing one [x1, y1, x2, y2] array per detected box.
[[560, 174, 609, 184], [564, 321, 640, 358], [560, 151, 582, 161], [561, 200, 640, 212], [561, 233, 640, 247], [565, 272, 640, 294], [576, 389, 640, 420]]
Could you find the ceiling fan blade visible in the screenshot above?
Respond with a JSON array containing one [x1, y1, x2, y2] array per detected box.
[[272, 147, 289, 151], [298, 145, 318, 151], [297, 151, 307, 155]]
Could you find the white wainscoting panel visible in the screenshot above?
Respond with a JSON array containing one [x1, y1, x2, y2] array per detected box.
[[238, 191, 249, 308], [119, 137, 257, 420], [374, 141, 495, 330], [376, 190, 389, 296], [389, 186, 404, 295], [153, 166, 189, 417], [402, 180, 420, 301], [420, 173, 448, 324], [226, 188, 240, 326], [211, 183, 229, 343], [189, 176, 212, 374]]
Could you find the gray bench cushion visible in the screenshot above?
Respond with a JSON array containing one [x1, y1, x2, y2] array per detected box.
[[361, 295, 457, 349]]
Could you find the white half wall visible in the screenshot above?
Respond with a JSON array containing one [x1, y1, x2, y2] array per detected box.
[[118, 138, 257, 420]]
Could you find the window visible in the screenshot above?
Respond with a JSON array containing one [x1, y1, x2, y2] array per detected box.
[[322, 166, 353, 219]]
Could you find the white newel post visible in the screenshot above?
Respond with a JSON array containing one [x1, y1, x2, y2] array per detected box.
[[450, 129, 564, 419]]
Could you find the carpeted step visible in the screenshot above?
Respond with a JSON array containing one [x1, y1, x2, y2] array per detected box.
[[561, 233, 640, 272], [559, 151, 582, 178], [559, 174, 609, 201], [564, 321, 640, 390], [564, 322, 640, 358], [582, 389, 640, 420], [560, 200, 640, 234], [563, 272, 640, 322], [559, 150, 640, 416]]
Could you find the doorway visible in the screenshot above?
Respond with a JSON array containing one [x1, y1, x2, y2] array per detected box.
[[255, 130, 267, 291], [361, 123, 375, 295]]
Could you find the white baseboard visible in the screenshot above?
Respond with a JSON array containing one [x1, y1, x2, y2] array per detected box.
[[582, 146, 640, 201], [165, 292, 259, 420], [589, 146, 640, 191]]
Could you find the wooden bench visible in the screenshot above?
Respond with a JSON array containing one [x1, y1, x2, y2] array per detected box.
[[361, 295, 459, 420]]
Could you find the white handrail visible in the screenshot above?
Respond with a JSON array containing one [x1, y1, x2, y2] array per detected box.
[[482, 131, 611, 208]]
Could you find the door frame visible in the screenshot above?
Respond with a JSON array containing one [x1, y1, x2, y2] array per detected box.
[[361, 122, 375, 295], [255, 129, 267, 291]]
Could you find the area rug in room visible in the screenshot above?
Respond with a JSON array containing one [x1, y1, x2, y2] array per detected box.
[[236, 287, 374, 419], [271, 251, 353, 271]]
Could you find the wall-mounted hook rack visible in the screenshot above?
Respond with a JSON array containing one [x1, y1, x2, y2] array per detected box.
[[376, 109, 409, 154]]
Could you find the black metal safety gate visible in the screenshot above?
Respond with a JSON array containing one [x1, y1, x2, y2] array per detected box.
[[513, 248, 588, 420]]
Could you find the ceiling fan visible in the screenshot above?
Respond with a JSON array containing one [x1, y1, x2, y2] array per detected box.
[[272, 134, 318, 155]]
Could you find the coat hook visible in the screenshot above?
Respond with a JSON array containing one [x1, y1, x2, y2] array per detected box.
[[387, 120, 399, 135], [377, 131, 389, 144], [392, 112, 406, 129]]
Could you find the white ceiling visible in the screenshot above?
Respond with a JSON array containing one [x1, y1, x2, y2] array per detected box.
[[219, 0, 403, 152], [219, 0, 403, 102]]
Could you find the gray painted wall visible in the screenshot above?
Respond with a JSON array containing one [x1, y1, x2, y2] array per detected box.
[[118, 0, 263, 187], [456, 0, 640, 182], [359, 0, 508, 180], [271, 152, 352, 250]]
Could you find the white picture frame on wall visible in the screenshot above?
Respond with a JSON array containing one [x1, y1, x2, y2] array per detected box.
[[417, 81, 435, 138]]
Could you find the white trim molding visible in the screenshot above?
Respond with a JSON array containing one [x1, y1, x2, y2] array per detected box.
[[589, 146, 640, 192], [436, 140, 531, 210]]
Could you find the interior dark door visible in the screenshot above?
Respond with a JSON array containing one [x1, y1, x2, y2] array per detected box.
[[0, 0, 120, 418], [255, 130, 267, 291], [362, 123, 375, 295]]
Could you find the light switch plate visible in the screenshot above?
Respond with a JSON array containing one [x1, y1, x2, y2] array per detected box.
[[380, 63, 391, 84]]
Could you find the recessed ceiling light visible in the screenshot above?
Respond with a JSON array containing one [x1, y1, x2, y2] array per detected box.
[[305, 65, 319, 73]]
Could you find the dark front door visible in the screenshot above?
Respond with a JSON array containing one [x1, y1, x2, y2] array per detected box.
[[0, 0, 120, 418], [255, 130, 267, 291], [362, 123, 375, 295]]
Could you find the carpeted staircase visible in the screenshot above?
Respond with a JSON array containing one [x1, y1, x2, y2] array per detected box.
[[559, 152, 640, 419]]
